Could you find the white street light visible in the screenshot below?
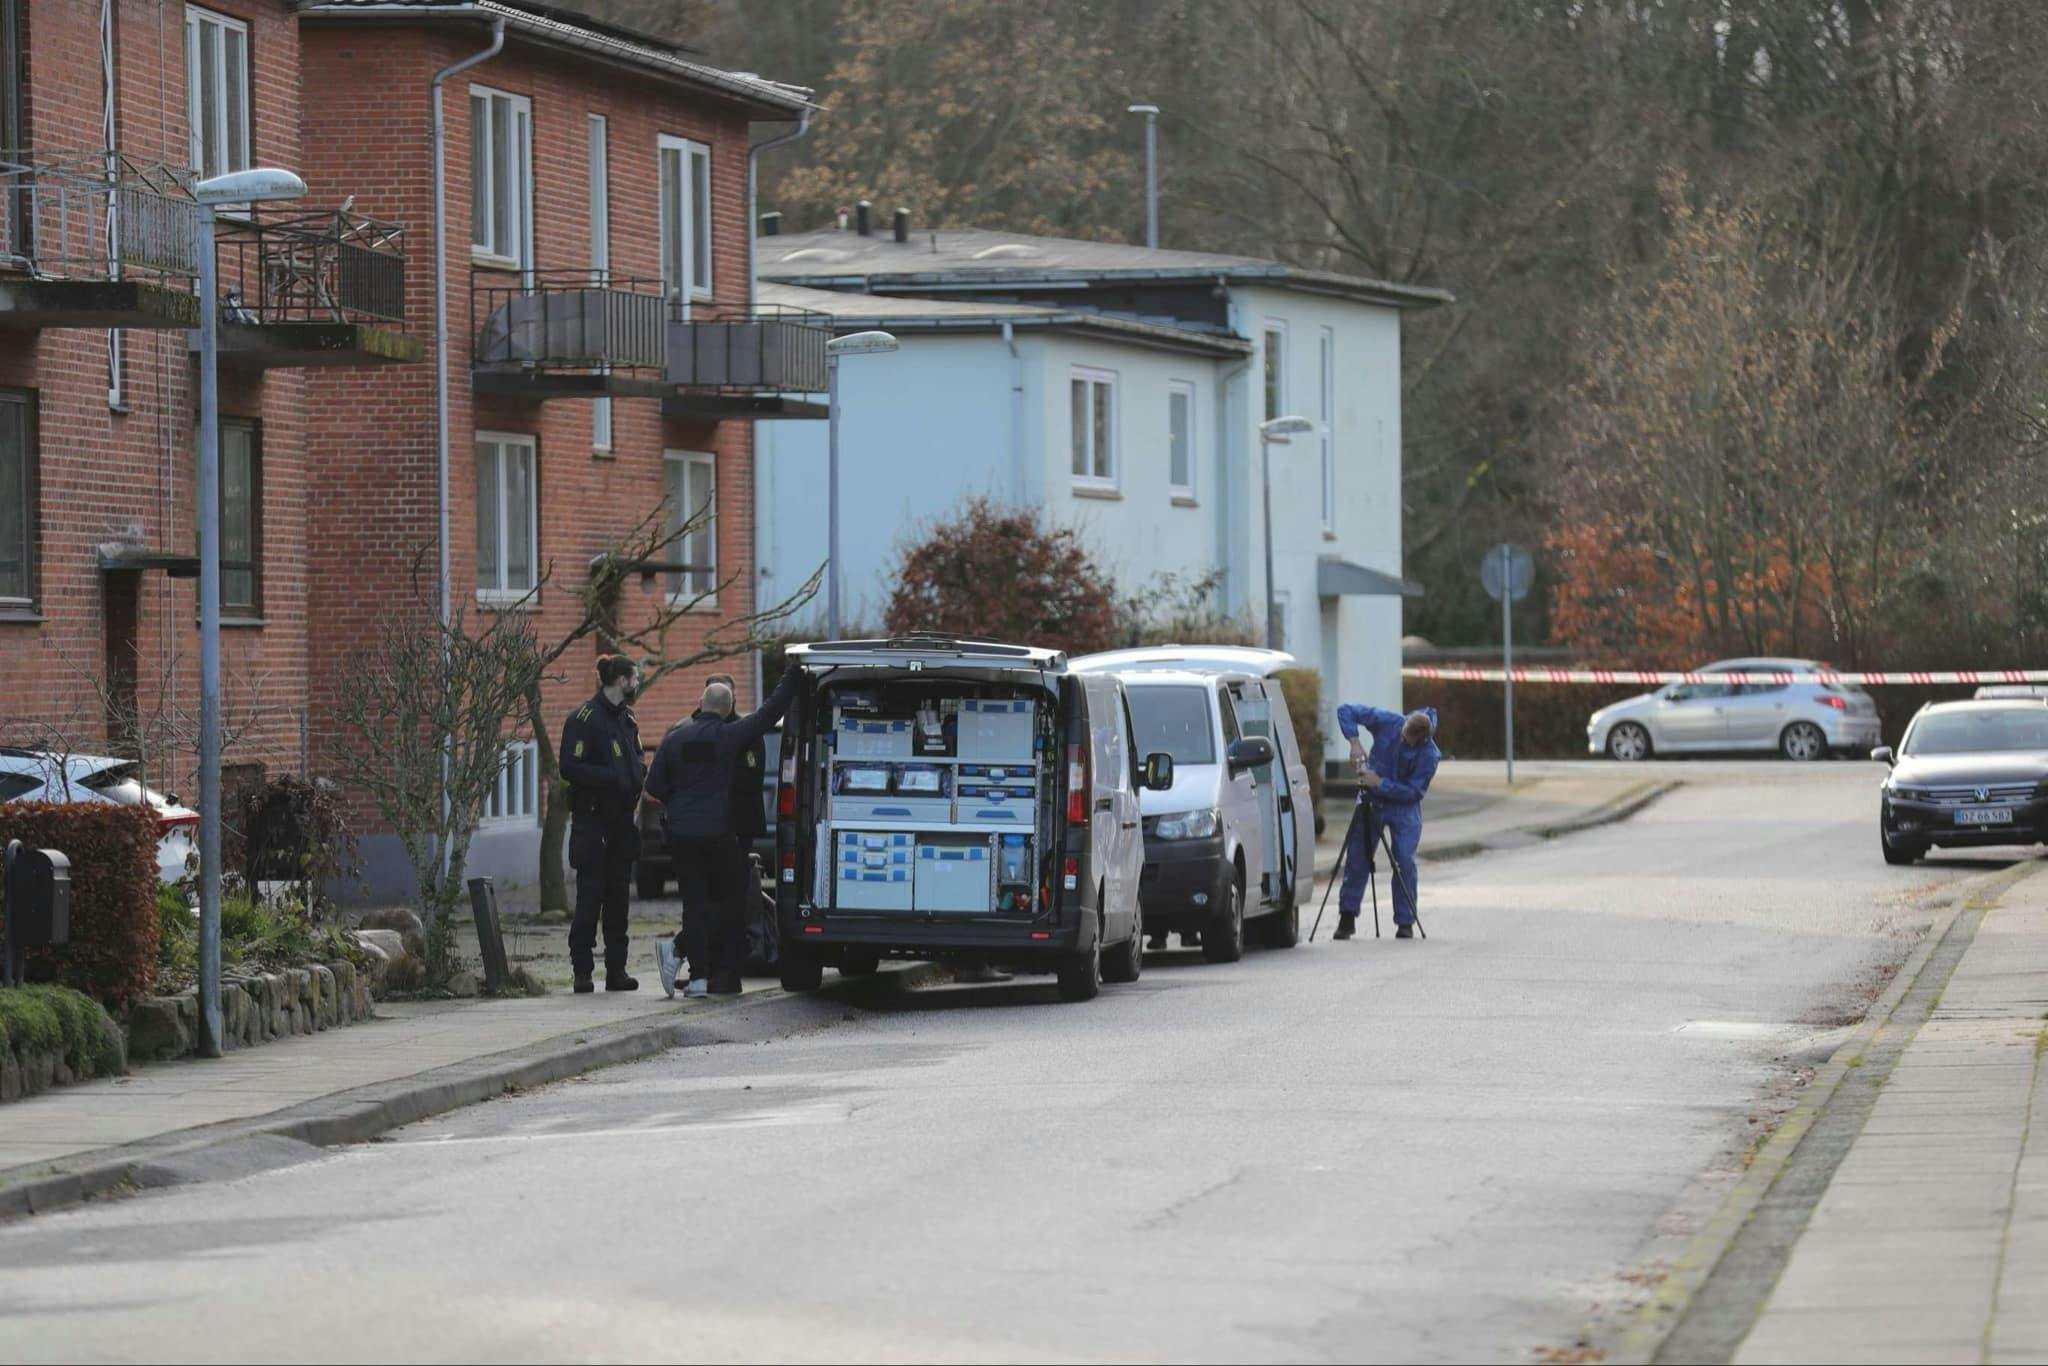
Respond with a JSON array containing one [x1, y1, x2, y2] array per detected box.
[[1258, 415, 1317, 651], [825, 330, 899, 637], [193, 166, 305, 1060]]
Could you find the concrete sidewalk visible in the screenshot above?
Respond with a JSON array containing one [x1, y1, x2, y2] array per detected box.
[[1723, 864, 2048, 1364], [1312, 759, 1680, 876]]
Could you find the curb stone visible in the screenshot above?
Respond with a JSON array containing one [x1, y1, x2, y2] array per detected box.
[[1310, 778, 1683, 879], [0, 961, 948, 1223], [1590, 856, 2048, 1365]]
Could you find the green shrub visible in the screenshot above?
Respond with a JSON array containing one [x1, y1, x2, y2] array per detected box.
[[156, 884, 197, 993], [0, 803, 162, 1006], [1272, 668, 1329, 832], [0, 984, 125, 1079]]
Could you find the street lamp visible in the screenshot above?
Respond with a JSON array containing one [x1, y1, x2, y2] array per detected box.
[[1259, 415, 1315, 651], [1126, 104, 1159, 248], [193, 167, 306, 1059], [824, 329, 898, 638]]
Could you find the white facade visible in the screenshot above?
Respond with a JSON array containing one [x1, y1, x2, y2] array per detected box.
[[755, 285, 1412, 759]]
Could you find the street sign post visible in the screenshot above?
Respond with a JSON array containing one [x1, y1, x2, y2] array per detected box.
[[1481, 544, 1535, 784]]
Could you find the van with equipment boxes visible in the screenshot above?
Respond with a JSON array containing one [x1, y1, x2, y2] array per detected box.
[[772, 635, 1174, 1001]]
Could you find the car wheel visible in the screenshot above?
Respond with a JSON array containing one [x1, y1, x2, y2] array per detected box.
[[1606, 722, 1652, 762], [1256, 888, 1300, 949], [839, 948, 881, 977], [1202, 870, 1246, 964], [635, 867, 664, 900], [1103, 898, 1143, 984], [778, 950, 824, 992], [1780, 722, 1828, 762], [1057, 924, 1103, 1001], [1881, 830, 1925, 865]]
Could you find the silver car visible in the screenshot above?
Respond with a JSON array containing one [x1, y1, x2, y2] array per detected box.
[[1587, 658, 1882, 762], [0, 748, 201, 884]]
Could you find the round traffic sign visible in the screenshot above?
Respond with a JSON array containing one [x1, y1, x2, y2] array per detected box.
[[1481, 543, 1534, 603]]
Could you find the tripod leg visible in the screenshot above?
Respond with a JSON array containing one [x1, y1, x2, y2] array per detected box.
[[1310, 800, 1366, 943]]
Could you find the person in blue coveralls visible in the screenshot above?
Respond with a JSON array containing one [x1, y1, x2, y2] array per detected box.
[[1333, 703, 1441, 940]]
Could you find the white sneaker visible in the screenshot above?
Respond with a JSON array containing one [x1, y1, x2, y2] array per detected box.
[[656, 943, 679, 998], [683, 978, 709, 999]]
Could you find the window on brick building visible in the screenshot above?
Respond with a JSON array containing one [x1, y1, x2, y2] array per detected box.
[[469, 85, 532, 268], [476, 433, 538, 602], [0, 388, 33, 608], [483, 740, 538, 825], [220, 419, 261, 616], [658, 135, 711, 303], [664, 450, 715, 607], [186, 6, 251, 182]]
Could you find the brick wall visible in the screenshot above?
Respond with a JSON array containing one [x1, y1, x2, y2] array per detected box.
[[4, 6, 780, 863]]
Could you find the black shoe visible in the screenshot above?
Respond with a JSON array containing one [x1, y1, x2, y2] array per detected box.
[[1333, 916, 1357, 941], [574, 974, 595, 994], [1395, 923, 1415, 940], [605, 972, 640, 992], [1145, 932, 1168, 951]]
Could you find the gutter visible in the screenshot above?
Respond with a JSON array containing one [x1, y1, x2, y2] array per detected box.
[[763, 266, 1454, 310]]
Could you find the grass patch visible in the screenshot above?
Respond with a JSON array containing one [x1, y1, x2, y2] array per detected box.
[[0, 984, 125, 1078]]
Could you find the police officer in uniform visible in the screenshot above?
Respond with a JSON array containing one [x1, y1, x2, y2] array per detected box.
[[559, 654, 646, 992]]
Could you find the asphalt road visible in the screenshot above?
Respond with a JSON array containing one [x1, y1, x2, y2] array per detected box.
[[0, 763, 2023, 1364]]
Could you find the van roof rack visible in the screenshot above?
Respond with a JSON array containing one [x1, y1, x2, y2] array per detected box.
[[789, 635, 1066, 667]]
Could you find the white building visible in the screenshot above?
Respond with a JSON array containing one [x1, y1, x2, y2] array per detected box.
[[754, 223, 1449, 759]]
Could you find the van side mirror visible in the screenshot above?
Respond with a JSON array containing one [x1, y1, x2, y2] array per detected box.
[[1227, 737, 1275, 772], [1871, 745, 1895, 766], [1142, 752, 1175, 791]]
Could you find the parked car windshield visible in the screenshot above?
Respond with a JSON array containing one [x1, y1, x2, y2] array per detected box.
[[1904, 709, 2048, 755], [1126, 685, 1218, 765]]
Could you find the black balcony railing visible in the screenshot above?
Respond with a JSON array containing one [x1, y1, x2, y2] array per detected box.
[[0, 150, 200, 284], [473, 270, 666, 372], [667, 304, 829, 394], [473, 273, 830, 394], [211, 209, 406, 326]]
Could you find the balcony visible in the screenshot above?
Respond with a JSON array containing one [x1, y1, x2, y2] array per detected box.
[[197, 208, 422, 369], [472, 271, 828, 418], [0, 152, 202, 329]]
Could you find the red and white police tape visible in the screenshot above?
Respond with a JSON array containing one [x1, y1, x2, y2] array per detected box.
[[1399, 666, 2048, 687]]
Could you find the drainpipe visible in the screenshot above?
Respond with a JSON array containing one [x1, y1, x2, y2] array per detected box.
[[430, 17, 503, 884], [747, 109, 812, 303], [431, 18, 504, 639]]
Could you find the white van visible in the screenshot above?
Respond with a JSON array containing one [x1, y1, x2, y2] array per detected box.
[[1070, 648, 1317, 959], [773, 635, 1172, 1002]]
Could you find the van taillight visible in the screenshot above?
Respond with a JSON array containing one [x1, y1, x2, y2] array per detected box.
[[1066, 743, 1087, 825], [779, 850, 797, 884], [777, 782, 796, 819]]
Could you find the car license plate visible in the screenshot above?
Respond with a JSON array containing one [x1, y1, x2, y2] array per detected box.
[[1955, 807, 2015, 826]]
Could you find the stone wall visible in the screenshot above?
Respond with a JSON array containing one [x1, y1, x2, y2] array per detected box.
[[124, 962, 374, 1064]]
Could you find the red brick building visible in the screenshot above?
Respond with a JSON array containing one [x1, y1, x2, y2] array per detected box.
[[0, 1, 825, 893]]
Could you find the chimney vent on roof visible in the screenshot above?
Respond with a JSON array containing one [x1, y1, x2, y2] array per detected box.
[[893, 207, 910, 243], [855, 200, 873, 236], [760, 211, 783, 237]]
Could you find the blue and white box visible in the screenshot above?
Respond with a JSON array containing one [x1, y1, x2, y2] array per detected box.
[[958, 698, 1036, 763], [914, 838, 993, 913]]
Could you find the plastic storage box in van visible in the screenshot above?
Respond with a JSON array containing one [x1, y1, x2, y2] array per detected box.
[[958, 698, 1036, 763], [914, 837, 993, 912], [836, 830, 914, 910]]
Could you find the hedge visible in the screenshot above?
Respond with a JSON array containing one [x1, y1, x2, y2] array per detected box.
[[1270, 668, 1329, 830], [0, 802, 162, 1006], [0, 984, 126, 1079]]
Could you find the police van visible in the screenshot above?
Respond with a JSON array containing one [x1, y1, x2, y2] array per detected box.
[[774, 635, 1173, 1002]]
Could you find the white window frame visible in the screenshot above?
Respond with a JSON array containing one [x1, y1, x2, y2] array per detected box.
[[588, 114, 613, 454], [469, 84, 533, 269], [1167, 379, 1197, 501], [475, 431, 539, 605], [658, 134, 713, 304], [1069, 366, 1118, 491], [665, 449, 718, 610], [185, 6, 251, 183], [482, 739, 540, 826], [1318, 327, 1336, 535], [1262, 320, 1289, 424]]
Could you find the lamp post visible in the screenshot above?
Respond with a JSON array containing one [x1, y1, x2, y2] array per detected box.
[[193, 167, 305, 1059], [1259, 415, 1315, 650], [824, 330, 898, 638], [1127, 104, 1159, 248]]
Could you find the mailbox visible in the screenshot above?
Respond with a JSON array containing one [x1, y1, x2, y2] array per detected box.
[[6, 846, 71, 946]]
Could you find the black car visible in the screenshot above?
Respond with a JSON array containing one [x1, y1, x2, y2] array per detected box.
[[635, 728, 780, 899], [1876, 700, 2048, 864]]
